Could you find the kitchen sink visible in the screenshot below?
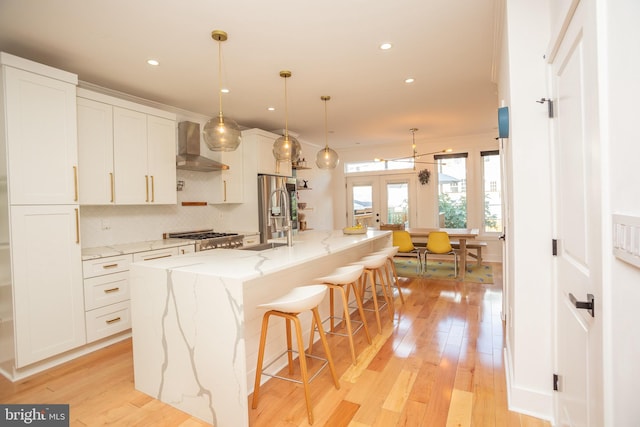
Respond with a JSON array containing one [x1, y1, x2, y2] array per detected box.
[[241, 242, 289, 251]]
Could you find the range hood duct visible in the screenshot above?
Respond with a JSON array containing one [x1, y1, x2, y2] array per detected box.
[[176, 121, 229, 171]]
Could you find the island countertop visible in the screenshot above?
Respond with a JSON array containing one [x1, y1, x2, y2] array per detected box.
[[132, 229, 391, 279], [129, 229, 391, 427]]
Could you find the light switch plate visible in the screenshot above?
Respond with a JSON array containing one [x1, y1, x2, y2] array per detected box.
[[612, 214, 640, 268]]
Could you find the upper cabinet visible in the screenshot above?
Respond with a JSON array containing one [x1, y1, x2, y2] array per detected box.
[[77, 89, 177, 205], [3, 64, 79, 205], [77, 97, 114, 204], [243, 128, 292, 177]]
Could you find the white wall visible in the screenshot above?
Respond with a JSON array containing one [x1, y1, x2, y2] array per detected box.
[[600, 1, 640, 424], [499, 0, 554, 420]]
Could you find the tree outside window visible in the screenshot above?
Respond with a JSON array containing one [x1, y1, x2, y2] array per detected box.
[[436, 153, 467, 228]]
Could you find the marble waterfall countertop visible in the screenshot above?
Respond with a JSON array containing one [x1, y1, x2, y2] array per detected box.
[[81, 238, 195, 260], [131, 229, 390, 279], [128, 229, 391, 427]]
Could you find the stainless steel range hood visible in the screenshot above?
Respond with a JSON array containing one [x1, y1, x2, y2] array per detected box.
[[176, 121, 229, 171]]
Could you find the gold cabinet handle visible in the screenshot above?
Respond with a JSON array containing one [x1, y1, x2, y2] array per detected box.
[[106, 317, 121, 325], [73, 166, 78, 201], [74, 208, 80, 244], [104, 287, 120, 294], [142, 254, 172, 261], [151, 175, 155, 202], [145, 175, 149, 202], [223, 180, 227, 202], [109, 172, 115, 203], [102, 263, 118, 269]]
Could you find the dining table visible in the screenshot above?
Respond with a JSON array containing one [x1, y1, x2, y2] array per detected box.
[[405, 227, 480, 279]]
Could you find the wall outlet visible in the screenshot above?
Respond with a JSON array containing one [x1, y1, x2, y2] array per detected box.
[[101, 219, 111, 231]]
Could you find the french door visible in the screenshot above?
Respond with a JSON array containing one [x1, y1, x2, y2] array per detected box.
[[346, 174, 416, 228]]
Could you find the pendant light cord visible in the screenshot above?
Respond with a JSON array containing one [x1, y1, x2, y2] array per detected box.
[[218, 39, 223, 116], [283, 76, 289, 138], [324, 98, 329, 151]]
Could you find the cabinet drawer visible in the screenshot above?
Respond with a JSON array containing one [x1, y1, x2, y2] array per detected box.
[[243, 235, 260, 248], [83, 254, 132, 278], [133, 247, 179, 262], [178, 244, 195, 255], [85, 300, 131, 343], [84, 271, 130, 311]]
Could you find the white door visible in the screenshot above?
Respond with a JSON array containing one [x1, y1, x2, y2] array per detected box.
[[346, 174, 415, 228], [4, 66, 78, 205], [550, 1, 603, 425], [146, 114, 177, 204], [10, 205, 85, 367], [113, 107, 148, 204]]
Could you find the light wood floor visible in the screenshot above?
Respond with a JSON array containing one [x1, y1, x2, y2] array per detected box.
[[0, 264, 551, 427]]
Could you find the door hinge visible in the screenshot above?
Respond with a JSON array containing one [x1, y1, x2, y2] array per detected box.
[[553, 373, 560, 391], [552, 239, 558, 256]]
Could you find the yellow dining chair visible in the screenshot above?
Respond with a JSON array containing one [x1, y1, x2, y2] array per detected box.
[[424, 231, 458, 276], [391, 230, 422, 273]]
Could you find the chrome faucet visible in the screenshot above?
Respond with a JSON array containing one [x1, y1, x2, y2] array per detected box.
[[269, 186, 293, 247]]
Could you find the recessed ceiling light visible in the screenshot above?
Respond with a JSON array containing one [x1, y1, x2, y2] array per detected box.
[[379, 43, 392, 50], [147, 59, 159, 66], [267, 107, 275, 111], [221, 88, 230, 93], [405, 77, 415, 84]]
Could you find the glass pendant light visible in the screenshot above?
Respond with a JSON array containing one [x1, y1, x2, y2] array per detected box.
[[315, 95, 340, 169], [272, 70, 302, 163], [202, 30, 241, 152]]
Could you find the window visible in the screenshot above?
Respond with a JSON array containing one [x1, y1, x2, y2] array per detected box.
[[482, 150, 502, 233], [435, 152, 467, 228], [345, 160, 413, 173]]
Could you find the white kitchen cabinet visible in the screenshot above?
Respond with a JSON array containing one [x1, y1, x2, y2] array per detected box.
[[77, 90, 176, 205], [178, 244, 195, 255], [242, 233, 260, 248], [113, 106, 176, 205], [82, 254, 132, 343], [211, 142, 244, 204], [0, 53, 85, 370], [10, 205, 85, 367], [243, 128, 292, 177], [3, 62, 79, 205], [132, 247, 179, 262], [77, 97, 114, 204]]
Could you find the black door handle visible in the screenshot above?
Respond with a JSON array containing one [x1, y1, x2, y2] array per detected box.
[[569, 293, 595, 317]]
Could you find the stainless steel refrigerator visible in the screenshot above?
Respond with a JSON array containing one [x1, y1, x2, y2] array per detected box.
[[257, 174, 298, 244]]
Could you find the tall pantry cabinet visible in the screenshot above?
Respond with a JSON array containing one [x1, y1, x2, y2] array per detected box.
[[0, 53, 85, 372]]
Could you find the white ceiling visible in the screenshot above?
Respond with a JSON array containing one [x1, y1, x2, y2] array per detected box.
[[0, 0, 500, 150]]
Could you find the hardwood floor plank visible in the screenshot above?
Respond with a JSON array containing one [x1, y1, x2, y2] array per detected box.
[[0, 264, 551, 427], [321, 400, 359, 427], [445, 389, 473, 427]]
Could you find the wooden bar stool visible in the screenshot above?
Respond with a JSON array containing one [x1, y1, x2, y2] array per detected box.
[[252, 284, 340, 425], [351, 254, 393, 333], [310, 265, 371, 365], [371, 246, 405, 305]]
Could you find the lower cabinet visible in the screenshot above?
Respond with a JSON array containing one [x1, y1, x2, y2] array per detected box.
[[82, 244, 194, 343], [10, 205, 85, 368], [82, 254, 132, 343]]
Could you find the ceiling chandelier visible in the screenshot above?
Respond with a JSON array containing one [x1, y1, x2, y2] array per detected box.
[[202, 30, 241, 152], [272, 70, 302, 164], [315, 95, 340, 169], [374, 128, 452, 167]]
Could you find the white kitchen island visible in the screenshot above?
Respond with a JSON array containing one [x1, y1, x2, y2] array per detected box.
[[129, 229, 391, 426]]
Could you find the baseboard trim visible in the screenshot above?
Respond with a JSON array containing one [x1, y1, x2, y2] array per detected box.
[[0, 331, 131, 382], [504, 345, 556, 424]]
